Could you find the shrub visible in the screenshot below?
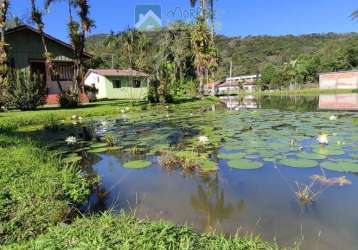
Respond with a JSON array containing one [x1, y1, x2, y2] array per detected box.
[[7, 69, 46, 111], [59, 87, 80, 108], [84, 85, 98, 102]]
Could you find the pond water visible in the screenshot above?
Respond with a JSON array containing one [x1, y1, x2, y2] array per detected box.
[[71, 95, 358, 250]]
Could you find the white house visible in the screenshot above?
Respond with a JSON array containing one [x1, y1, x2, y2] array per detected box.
[[84, 69, 149, 100]]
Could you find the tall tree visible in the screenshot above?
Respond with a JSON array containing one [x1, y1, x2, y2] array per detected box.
[[0, 0, 9, 107], [103, 31, 119, 69], [119, 28, 148, 70], [190, 0, 219, 97], [30, 0, 53, 82], [190, 0, 215, 37], [45, 0, 94, 92]]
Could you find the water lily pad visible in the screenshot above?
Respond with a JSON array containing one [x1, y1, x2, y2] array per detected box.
[[321, 160, 358, 173], [218, 152, 245, 160], [90, 143, 108, 149], [279, 158, 318, 168], [296, 152, 326, 160], [123, 160, 152, 169], [227, 159, 263, 170], [87, 147, 108, 153], [312, 146, 345, 156], [63, 154, 82, 163]]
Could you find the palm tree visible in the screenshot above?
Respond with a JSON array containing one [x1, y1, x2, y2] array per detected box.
[[103, 31, 119, 69], [120, 28, 148, 70], [190, 0, 215, 37], [0, 0, 9, 106], [45, 0, 94, 92], [190, 0, 219, 97], [30, 0, 53, 83]]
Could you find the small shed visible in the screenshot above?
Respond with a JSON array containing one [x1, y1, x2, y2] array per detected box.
[[319, 71, 358, 89], [84, 69, 149, 100]]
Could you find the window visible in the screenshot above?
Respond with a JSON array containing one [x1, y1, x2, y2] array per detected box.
[[132, 80, 141, 88], [51, 62, 74, 81], [113, 80, 121, 88]]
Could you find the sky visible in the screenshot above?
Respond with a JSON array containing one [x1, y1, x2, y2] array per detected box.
[[9, 0, 358, 42]]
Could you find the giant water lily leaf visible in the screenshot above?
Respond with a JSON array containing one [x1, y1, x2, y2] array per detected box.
[[227, 159, 263, 170], [312, 146, 345, 156], [63, 154, 82, 163], [90, 143, 108, 149], [321, 160, 358, 173], [296, 152, 326, 160], [123, 160, 152, 169], [87, 147, 108, 153], [218, 152, 245, 160], [279, 158, 318, 168]]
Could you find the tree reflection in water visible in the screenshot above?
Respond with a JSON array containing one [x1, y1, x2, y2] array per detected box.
[[190, 174, 242, 232]]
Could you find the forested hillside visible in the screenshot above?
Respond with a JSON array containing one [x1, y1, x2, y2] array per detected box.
[[86, 31, 358, 81]]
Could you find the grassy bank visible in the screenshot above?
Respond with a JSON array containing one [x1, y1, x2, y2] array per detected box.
[[6, 213, 284, 250], [0, 97, 290, 249], [0, 134, 89, 245]]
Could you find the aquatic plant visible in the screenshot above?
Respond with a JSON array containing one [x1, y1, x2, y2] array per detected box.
[[104, 133, 116, 147], [329, 115, 337, 121], [198, 135, 209, 144], [227, 159, 263, 170], [159, 150, 218, 172], [65, 136, 77, 145], [294, 182, 316, 204], [123, 160, 151, 169], [317, 133, 328, 145], [71, 115, 83, 121], [310, 175, 351, 186]]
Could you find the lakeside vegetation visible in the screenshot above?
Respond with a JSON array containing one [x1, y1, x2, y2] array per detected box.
[[0, 98, 293, 249]]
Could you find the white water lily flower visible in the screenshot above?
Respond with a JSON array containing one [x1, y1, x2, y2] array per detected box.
[[329, 115, 337, 121], [120, 109, 125, 114], [125, 107, 130, 111], [198, 136, 209, 144], [65, 136, 77, 145], [317, 134, 328, 145]]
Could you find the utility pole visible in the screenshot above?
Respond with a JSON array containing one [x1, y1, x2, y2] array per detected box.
[[229, 59, 233, 109]]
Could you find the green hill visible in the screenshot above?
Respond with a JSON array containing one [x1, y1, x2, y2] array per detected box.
[[86, 31, 358, 80]]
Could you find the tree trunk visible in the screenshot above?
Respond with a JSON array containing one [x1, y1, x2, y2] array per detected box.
[[199, 75, 204, 98], [0, 0, 9, 106]]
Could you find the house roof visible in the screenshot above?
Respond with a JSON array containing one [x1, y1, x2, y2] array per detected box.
[[5, 25, 92, 59], [85, 69, 149, 79], [206, 80, 225, 88], [319, 70, 358, 76]]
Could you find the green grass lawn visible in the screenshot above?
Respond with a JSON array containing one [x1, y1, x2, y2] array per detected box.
[[0, 97, 292, 249]]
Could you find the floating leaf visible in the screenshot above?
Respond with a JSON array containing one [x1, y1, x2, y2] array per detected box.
[[218, 152, 245, 160], [63, 154, 82, 163], [87, 147, 108, 153], [279, 158, 318, 168], [296, 152, 326, 160], [227, 159, 263, 170], [90, 143, 108, 149], [321, 160, 358, 173], [123, 160, 152, 169]]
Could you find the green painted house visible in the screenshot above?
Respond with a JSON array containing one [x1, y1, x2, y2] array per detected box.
[[84, 69, 149, 100], [5, 25, 91, 104]]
